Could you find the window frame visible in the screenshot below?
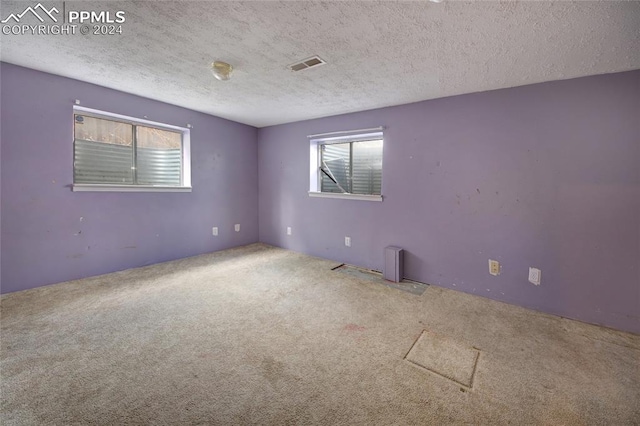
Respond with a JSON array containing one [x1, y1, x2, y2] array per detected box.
[[71, 106, 191, 193], [309, 131, 383, 202]]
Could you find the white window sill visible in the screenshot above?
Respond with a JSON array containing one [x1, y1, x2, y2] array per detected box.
[[308, 191, 382, 202], [72, 184, 192, 193]]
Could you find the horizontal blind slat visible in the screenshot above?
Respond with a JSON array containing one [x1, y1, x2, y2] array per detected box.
[[75, 140, 182, 186], [136, 147, 181, 185], [320, 143, 350, 193], [74, 139, 133, 184]]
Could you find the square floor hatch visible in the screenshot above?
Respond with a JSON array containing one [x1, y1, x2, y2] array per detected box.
[[405, 330, 480, 388]]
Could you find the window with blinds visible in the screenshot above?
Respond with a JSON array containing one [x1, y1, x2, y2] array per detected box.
[[319, 137, 383, 195], [73, 109, 189, 189]]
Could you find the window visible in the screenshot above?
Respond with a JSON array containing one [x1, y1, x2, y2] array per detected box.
[[72, 106, 191, 192], [309, 130, 383, 201]]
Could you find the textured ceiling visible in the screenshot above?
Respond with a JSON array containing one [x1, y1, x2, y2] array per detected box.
[[1, 1, 639, 127]]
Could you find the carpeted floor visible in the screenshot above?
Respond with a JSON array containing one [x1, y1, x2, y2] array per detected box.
[[1, 243, 639, 424]]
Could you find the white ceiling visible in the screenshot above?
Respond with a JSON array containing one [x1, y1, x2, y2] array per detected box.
[[1, 1, 639, 128]]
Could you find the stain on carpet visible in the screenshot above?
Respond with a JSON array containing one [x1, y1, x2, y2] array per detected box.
[[405, 330, 480, 389], [261, 356, 286, 386]]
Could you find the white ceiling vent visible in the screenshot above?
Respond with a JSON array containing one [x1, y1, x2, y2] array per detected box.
[[288, 56, 326, 72]]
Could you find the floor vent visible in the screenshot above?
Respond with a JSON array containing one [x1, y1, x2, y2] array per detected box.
[[288, 55, 326, 72], [332, 264, 428, 296]]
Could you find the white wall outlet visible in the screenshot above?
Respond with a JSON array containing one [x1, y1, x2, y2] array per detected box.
[[287, 226, 292, 235], [212, 227, 218, 236], [234, 224, 240, 232], [345, 236, 351, 247], [488, 259, 500, 276], [528, 267, 541, 285]]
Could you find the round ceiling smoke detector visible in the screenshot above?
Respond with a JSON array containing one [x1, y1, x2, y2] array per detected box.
[[211, 61, 233, 81]]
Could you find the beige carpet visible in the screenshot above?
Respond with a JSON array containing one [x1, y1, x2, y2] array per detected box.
[[1, 243, 639, 425]]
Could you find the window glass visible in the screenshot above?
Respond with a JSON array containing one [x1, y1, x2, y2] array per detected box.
[[320, 142, 350, 193], [73, 111, 188, 188], [74, 115, 134, 184], [136, 126, 182, 186], [319, 139, 382, 195], [352, 139, 382, 195]]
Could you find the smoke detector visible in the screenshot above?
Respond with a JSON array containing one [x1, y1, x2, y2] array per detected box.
[[288, 56, 326, 72]]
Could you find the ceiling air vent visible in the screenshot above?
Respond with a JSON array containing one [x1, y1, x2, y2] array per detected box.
[[288, 56, 326, 72]]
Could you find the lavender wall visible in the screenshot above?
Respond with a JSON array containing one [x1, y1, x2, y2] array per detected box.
[[2, 63, 638, 334], [258, 71, 640, 334], [0, 62, 259, 293]]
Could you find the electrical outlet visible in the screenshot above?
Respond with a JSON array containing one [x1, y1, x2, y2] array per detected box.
[[345, 236, 351, 247], [212, 227, 218, 236], [489, 259, 500, 276], [234, 224, 240, 232], [528, 267, 541, 285], [287, 226, 292, 235]]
